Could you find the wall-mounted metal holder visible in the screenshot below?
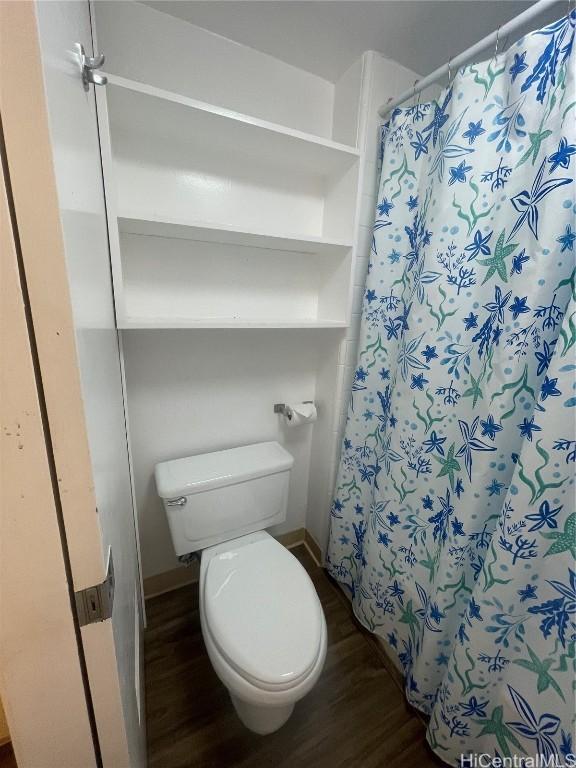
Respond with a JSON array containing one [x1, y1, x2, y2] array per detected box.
[[75, 42, 108, 90], [274, 401, 314, 421]]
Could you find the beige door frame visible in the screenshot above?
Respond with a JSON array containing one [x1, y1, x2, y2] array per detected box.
[[0, 98, 99, 768], [1, 2, 133, 765]]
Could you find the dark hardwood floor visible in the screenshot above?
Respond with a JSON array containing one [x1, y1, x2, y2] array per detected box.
[[145, 545, 443, 768], [0, 743, 17, 768]]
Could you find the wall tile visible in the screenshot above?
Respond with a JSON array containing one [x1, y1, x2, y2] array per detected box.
[[358, 192, 378, 228], [357, 224, 373, 261], [351, 283, 364, 312], [362, 159, 379, 199], [354, 256, 369, 287], [346, 311, 362, 342]]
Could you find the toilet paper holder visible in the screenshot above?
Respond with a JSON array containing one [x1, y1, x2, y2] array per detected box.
[[274, 401, 314, 419]]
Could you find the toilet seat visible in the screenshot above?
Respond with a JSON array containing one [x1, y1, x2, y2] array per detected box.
[[202, 534, 324, 692]]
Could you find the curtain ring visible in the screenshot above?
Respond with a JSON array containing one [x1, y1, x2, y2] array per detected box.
[[493, 26, 501, 61], [412, 78, 420, 107]]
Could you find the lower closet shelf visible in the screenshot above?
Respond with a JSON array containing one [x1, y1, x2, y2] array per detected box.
[[119, 318, 348, 329]]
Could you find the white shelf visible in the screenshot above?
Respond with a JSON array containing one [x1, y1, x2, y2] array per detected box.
[[105, 74, 359, 176], [96, 74, 359, 333], [120, 317, 348, 330], [118, 216, 353, 256]]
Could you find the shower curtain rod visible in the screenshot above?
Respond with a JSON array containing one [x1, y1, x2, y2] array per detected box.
[[378, 0, 563, 118]]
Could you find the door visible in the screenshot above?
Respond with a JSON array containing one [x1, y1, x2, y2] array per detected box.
[[0, 1, 145, 765], [1, 101, 98, 768]]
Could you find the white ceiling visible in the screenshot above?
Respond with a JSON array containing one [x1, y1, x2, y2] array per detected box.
[[143, 0, 563, 82]]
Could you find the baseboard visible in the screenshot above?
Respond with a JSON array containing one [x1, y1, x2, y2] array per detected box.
[[331, 578, 423, 718], [143, 562, 200, 598], [370, 634, 407, 693], [277, 527, 306, 549], [303, 530, 323, 566], [144, 527, 308, 599], [369, 635, 428, 725]]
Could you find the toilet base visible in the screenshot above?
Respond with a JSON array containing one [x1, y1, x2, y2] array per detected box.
[[230, 694, 294, 735]]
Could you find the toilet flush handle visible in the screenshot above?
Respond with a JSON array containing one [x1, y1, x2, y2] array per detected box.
[[166, 496, 187, 506]]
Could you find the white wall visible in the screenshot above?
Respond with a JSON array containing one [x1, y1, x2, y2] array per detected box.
[[94, 1, 334, 137], [122, 330, 330, 577], [95, 1, 437, 577], [94, 2, 347, 580]]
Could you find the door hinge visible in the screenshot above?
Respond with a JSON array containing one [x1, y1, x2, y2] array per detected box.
[[75, 552, 114, 627]]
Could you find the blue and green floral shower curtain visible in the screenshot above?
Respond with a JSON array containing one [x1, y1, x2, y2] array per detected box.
[[328, 12, 575, 766]]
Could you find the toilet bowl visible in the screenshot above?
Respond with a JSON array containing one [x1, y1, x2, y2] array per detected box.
[[199, 532, 327, 734], [155, 441, 327, 734]]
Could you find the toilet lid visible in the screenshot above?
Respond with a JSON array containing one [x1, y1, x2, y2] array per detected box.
[[203, 537, 324, 689]]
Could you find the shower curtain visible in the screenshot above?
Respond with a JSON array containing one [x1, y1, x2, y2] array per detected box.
[[328, 11, 575, 766]]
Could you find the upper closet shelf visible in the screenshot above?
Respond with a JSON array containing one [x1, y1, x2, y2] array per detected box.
[[104, 74, 360, 176], [118, 216, 353, 256]]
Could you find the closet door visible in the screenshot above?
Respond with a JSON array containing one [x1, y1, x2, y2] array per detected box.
[[1, 1, 145, 766]]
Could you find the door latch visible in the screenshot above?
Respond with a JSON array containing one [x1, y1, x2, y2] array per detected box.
[[74, 42, 107, 90]]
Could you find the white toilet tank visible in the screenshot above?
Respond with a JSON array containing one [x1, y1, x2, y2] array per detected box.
[[155, 442, 294, 555]]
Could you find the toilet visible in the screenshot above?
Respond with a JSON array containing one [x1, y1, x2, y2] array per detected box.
[[155, 441, 327, 734]]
